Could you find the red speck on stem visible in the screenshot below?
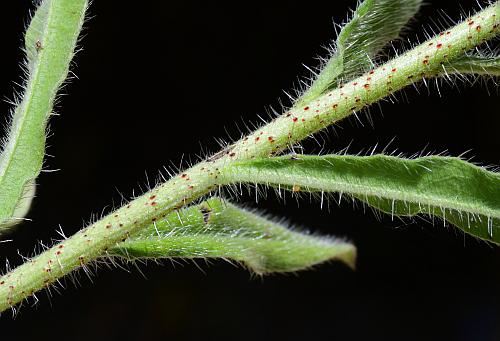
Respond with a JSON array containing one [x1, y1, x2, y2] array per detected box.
[[436, 43, 443, 49], [292, 117, 298, 122], [303, 106, 310, 111]]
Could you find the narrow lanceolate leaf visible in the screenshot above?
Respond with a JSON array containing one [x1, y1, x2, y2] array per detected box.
[[221, 155, 500, 244], [111, 198, 356, 274], [296, 0, 422, 107], [0, 0, 88, 230], [447, 54, 500, 76]]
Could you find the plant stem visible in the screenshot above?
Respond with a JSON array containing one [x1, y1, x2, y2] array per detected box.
[[0, 3, 498, 313]]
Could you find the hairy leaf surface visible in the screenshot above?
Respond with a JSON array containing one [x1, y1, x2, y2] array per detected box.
[[296, 0, 422, 107], [0, 0, 87, 230], [447, 54, 500, 76], [111, 198, 356, 274], [222, 155, 500, 243]]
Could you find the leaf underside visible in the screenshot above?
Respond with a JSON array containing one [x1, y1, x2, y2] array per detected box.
[[110, 198, 356, 274], [222, 155, 500, 244]]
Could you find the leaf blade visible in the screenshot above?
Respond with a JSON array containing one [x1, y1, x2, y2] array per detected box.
[[296, 0, 423, 107], [446, 54, 500, 76], [111, 198, 356, 274], [0, 0, 88, 230], [221, 155, 500, 243]]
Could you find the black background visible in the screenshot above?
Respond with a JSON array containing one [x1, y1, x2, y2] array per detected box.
[[0, 1, 499, 340]]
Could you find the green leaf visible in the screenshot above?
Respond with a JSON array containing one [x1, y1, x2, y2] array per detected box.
[[446, 54, 500, 76], [221, 155, 500, 244], [0, 0, 88, 231], [110, 198, 356, 274], [296, 0, 422, 107]]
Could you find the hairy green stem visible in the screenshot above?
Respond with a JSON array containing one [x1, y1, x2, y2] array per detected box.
[[0, 3, 498, 312]]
